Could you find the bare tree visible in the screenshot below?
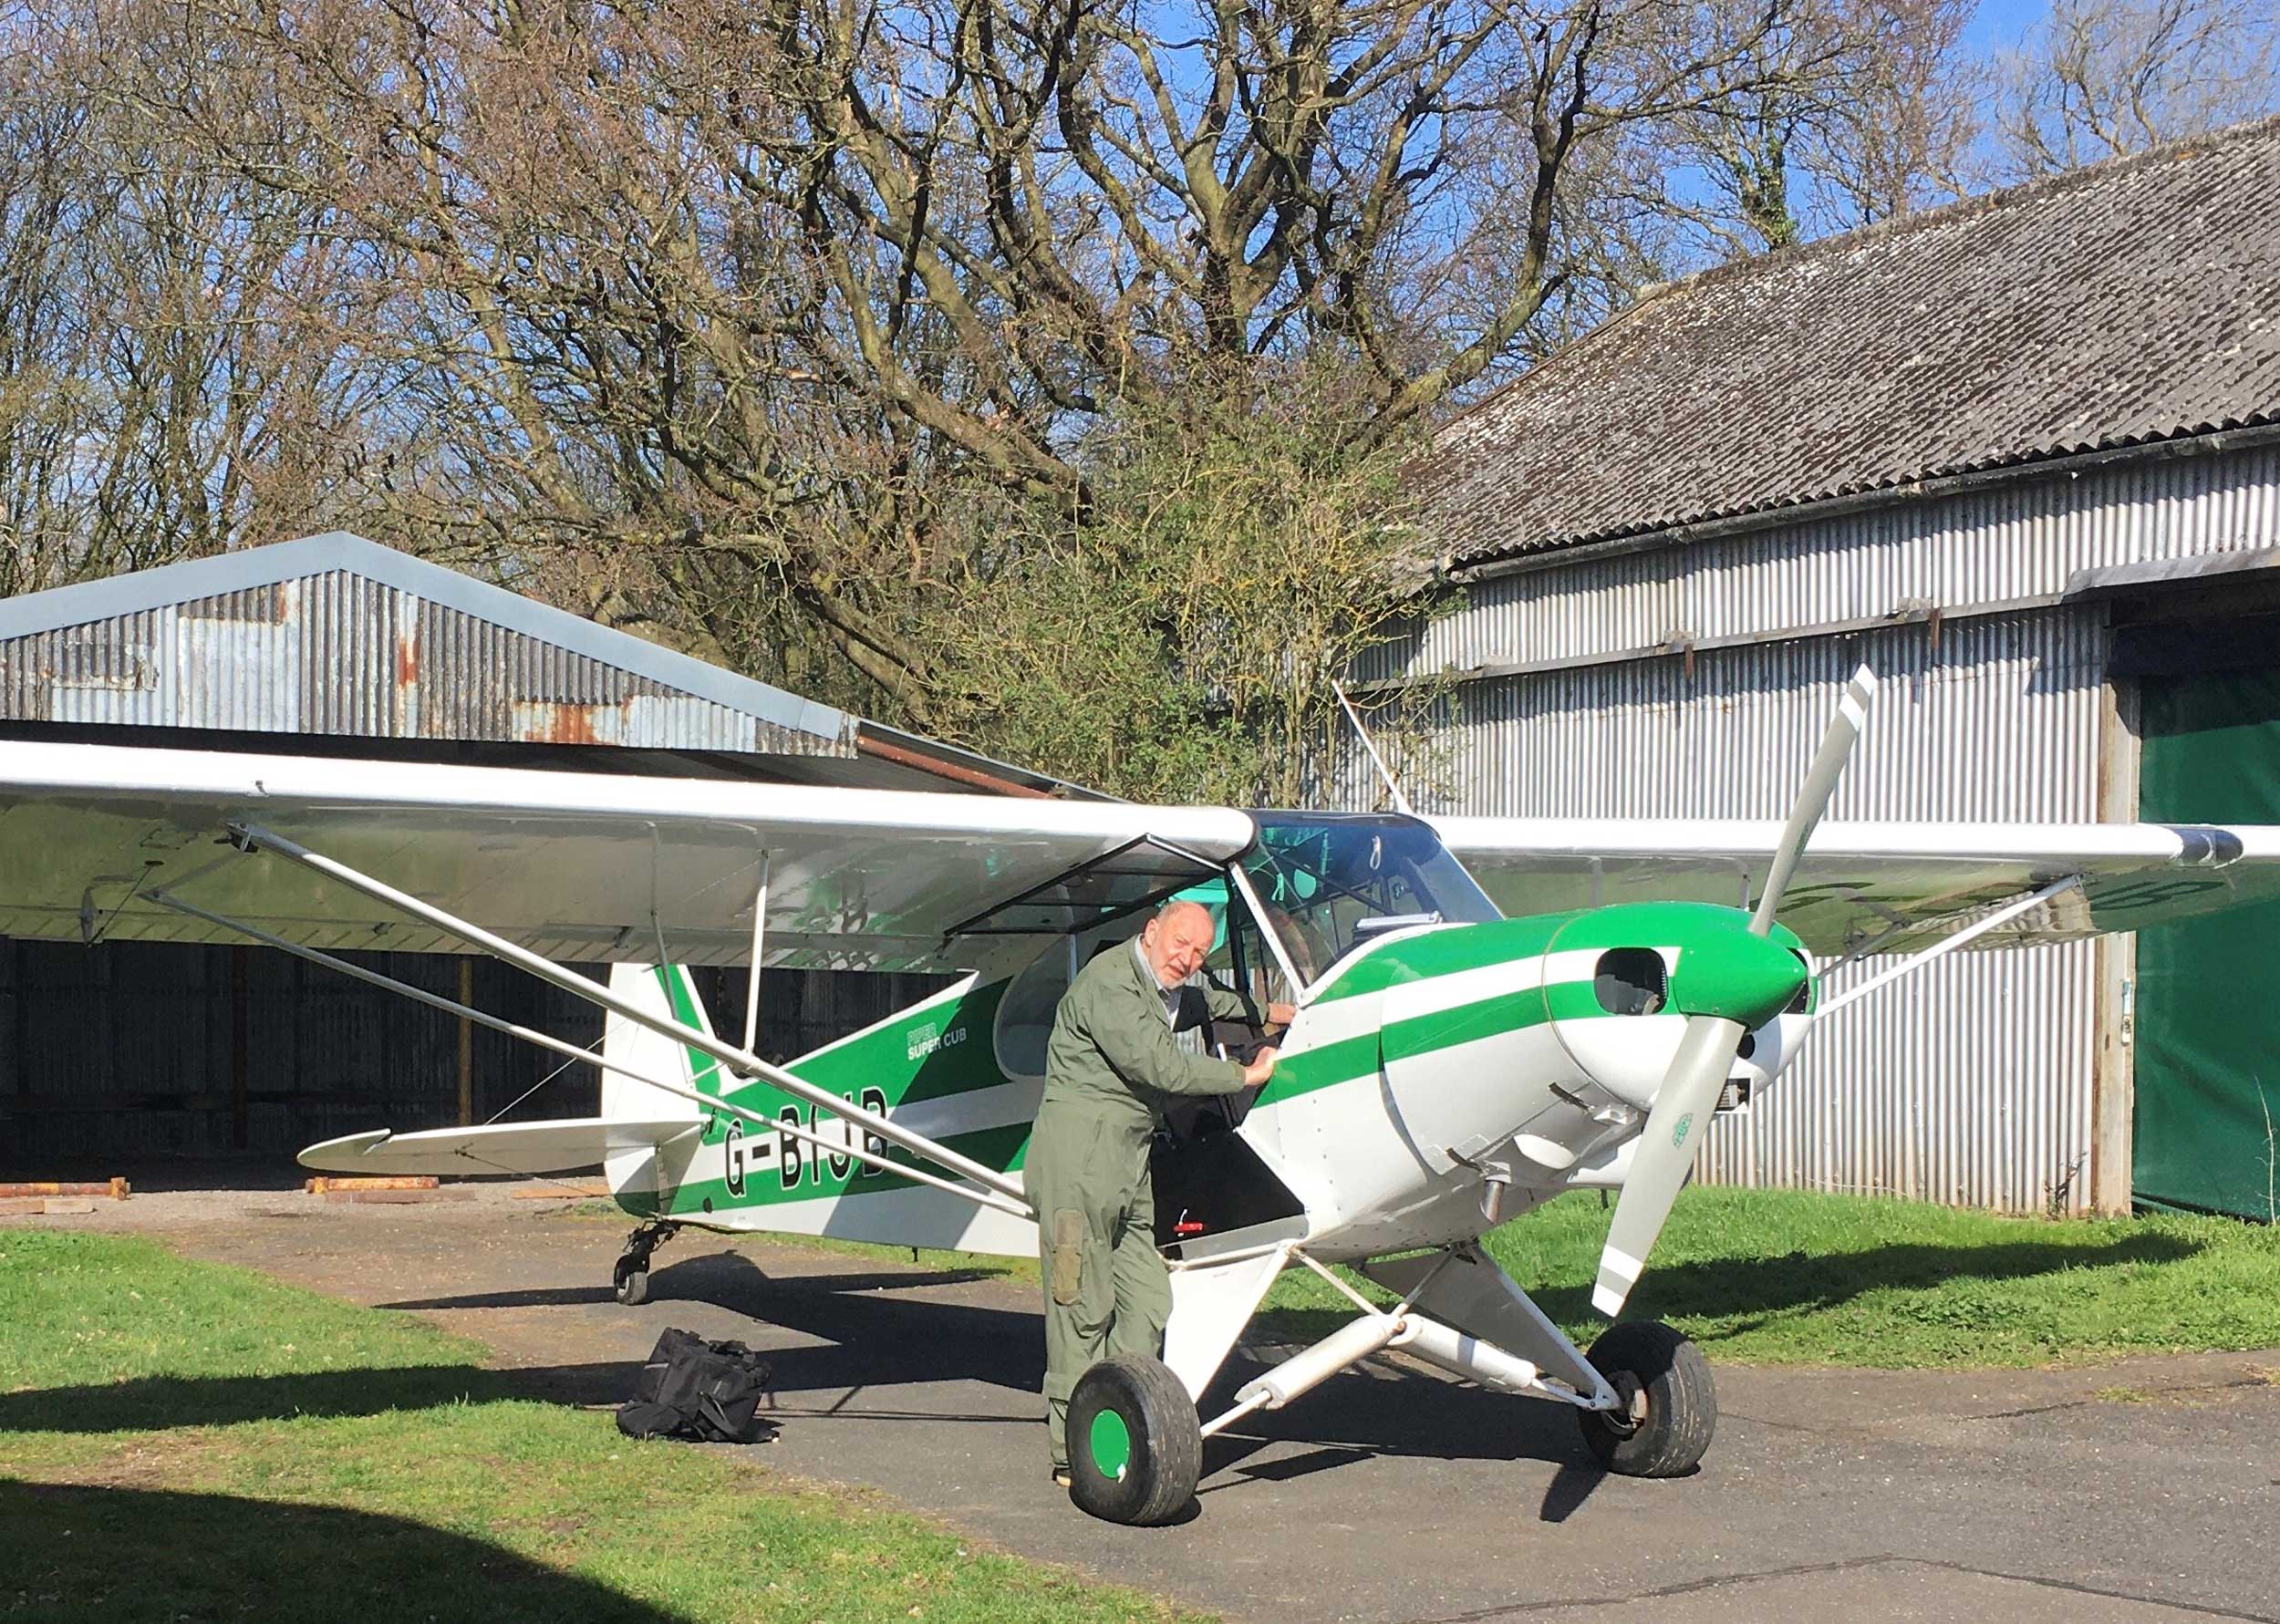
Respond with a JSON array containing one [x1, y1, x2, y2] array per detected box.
[[1634, 0, 1978, 259], [1991, 0, 2280, 179], [0, 0, 2050, 787], [0, 1, 383, 594], [149, 0, 1836, 729]]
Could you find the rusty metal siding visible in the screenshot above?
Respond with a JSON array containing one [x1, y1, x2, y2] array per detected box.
[[0, 567, 795, 753], [1383, 442, 2280, 682]]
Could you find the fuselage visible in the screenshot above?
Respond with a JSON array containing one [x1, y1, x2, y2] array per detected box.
[[609, 812, 1815, 1269], [1238, 903, 1811, 1259]]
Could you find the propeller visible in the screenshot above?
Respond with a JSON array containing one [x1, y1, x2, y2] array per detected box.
[[1591, 665, 1879, 1319]]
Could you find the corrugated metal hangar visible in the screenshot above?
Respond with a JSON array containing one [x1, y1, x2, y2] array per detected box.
[[1384, 119, 2280, 1218], [0, 532, 1073, 1170]]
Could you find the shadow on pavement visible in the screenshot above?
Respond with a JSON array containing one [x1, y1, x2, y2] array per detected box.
[[1260, 1230, 2205, 1347], [393, 1251, 1052, 1399], [379, 1266, 1005, 1313], [375, 1247, 1615, 1495], [0, 1480, 675, 1623]]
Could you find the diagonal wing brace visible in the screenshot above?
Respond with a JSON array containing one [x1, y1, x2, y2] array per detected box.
[[223, 821, 1033, 1217]]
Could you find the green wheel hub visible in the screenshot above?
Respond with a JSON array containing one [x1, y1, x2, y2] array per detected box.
[[1088, 1408, 1133, 1482]]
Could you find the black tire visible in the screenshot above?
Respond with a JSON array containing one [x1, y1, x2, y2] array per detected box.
[[613, 1257, 649, 1306], [1065, 1354, 1202, 1526], [1577, 1320, 1715, 1477]]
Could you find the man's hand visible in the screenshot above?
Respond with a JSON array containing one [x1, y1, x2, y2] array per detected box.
[[1265, 1001, 1297, 1029], [1241, 1046, 1280, 1088]]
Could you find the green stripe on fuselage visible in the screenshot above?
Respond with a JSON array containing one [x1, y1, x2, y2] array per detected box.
[[1252, 983, 1581, 1108], [646, 971, 1026, 1219], [1310, 915, 1577, 1003]]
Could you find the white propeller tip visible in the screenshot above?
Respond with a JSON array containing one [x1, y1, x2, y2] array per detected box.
[[1591, 1282, 1628, 1318]]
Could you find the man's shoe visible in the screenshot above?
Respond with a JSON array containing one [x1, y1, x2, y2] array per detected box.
[[1050, 1466, 1073, 1489]]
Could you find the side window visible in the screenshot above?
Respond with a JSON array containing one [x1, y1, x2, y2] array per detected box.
[[1190, 875, 1299, 1008], [993, 940, 1076, 1079]]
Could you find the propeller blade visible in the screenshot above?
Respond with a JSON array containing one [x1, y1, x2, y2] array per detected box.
[[1748, 665, 1878, 937], [1591, 1015, 1746, 1318]]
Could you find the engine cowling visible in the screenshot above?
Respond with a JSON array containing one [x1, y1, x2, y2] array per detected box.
[[1544, 903, 1811, 1112]]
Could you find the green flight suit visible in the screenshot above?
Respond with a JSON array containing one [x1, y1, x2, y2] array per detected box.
[[1031, 937, 1253, 1470]]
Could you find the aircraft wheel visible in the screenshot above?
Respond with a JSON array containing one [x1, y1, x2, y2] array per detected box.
[[1065, 1354, 1201, 1526], [1577, 1320, 1715, 1477], [613, 1256, 650, 1306]]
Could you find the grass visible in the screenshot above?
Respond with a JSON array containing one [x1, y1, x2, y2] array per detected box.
[[623, 1185, 2280, 1371], [1258, 1187, 2280, 1368], [0, 1230, 1207, 1624]]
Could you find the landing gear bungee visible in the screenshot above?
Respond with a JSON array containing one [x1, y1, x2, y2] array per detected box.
[[1576, 1319, 1715, 1477], [1065, 1354, 1202, 1526], [613, 1220, 679, 1306]]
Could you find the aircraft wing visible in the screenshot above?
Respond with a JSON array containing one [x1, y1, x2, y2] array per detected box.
[[0, 740, 1254, 971], [1429, 817, 2280, 957]]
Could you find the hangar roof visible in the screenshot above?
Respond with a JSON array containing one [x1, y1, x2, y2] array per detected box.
[[1419, 114, 2280, 574], [0, 531, 1083, 797]]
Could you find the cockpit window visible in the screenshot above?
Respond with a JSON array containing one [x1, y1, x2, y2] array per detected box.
[[1241, 815, 1500, 987]]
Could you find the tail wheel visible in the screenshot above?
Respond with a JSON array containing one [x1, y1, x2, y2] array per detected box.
[[612, 1255, 650, 1306], [1065, 1354, 1202, 1526], [1577, 1319, 1715, 1478]]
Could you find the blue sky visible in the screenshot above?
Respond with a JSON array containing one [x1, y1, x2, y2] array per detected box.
[[1963, 0, 2052, 57]]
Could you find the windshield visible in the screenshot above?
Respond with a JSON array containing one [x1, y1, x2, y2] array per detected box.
[[1240, 815, 1500, 990]]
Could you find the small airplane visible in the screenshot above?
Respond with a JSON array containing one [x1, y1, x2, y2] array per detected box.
[[3, 667, 2275, 1525]]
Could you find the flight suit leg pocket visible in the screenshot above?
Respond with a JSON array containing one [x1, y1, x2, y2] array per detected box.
[[1050, 1208, 1086, 1305]]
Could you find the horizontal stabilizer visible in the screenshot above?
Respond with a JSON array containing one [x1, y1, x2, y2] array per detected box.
[[298, 1117, 701, 1176]]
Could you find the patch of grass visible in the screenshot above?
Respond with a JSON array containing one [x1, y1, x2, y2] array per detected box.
[[1258, 1186, 2280, 1368], [0, 1231, 1206, 1624]]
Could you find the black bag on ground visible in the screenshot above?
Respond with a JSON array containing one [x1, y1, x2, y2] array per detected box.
[[617, 1327, 776, 1444]]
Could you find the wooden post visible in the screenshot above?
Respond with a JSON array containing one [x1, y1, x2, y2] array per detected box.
[[457, 957, 474, 1126], [2091, 653, 2141, 1215], [231, 945, 251, 1151]]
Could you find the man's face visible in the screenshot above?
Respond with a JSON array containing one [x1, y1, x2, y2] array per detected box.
[[1140, 905, 1214, 988]]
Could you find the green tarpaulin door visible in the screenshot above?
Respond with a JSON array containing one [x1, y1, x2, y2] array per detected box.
[[2135, 668, 2280, 1221]]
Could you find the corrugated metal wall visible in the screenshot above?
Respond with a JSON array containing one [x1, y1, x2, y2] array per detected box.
[[0, 550, 927, 1166], [1368, 442, 2280, 683], [1381, 442, 2280, 1212], [0, 570, 840, 754], [1419, 612, 2105, 1212]]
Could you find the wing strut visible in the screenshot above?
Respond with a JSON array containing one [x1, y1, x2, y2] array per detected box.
[[150, 889, 1031, 1217], [1815, 874, 2082, 1019], [213, 822, 1033, 1213]]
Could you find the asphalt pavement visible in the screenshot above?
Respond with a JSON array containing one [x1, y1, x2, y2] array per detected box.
[[16, 1188, 2277, 1623]]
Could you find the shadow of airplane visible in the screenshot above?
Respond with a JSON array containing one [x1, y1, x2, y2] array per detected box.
[[0, 1480, 679, 1624], [1257, 1230, 2205, 1348], [387, 1248, 1617, 1507]]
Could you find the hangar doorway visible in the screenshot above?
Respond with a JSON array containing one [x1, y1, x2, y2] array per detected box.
[[2133, 653, 2280, 1221]]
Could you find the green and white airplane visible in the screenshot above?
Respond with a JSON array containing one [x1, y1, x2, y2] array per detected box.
[[3, 668, 2275, 1524]]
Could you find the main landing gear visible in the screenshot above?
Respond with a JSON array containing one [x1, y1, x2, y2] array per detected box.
[[1576, 1319, 1716, 1477], [613, 1220, 679, 1306], [1066, 1355, 1202, 1527]]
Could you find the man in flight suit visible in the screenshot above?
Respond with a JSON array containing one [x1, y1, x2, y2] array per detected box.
[[1030, 898, 1295, 1482]]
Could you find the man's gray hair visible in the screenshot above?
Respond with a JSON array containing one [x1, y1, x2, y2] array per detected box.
[[1152, 897, 1212, 928]]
